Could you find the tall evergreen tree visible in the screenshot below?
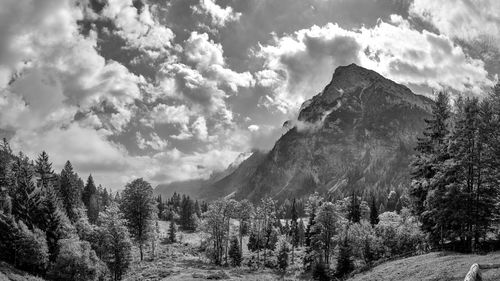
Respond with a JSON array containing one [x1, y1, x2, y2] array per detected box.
[[100, 204, 133, 281], [168, 219, 177, 243], [410, 92, 450, 217], [228, 236, 242, 267], [59, 161, 82, 222], [347, 191, 361, 223], [82, 175, 99, 224], [10, 154, 41, 229], [369, 196, 379, 226], [35, 151, 54, 189]]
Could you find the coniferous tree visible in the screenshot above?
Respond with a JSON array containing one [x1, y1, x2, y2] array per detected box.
[[35, 151, 55, 190], [10, 154, 41, 229], [59, 161, 83, 223], [228, 236, 242, 267], [336, 235, 354, 278], [369, 196, 379, 226], [82, 175, 99, 224], [120, 178, 155, 261], [410, 92, 450, 238], [347, 191, 361, 223], [276, 237, 290, 274], [100, 204, 133, 281], [168, 219, 177, 243]]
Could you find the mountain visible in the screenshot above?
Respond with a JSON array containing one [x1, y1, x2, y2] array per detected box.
[[154, 150, 265, 199], [207, 63, 433, 202]]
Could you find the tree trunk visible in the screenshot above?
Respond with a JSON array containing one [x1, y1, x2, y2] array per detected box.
[[139, 244, 143, 261]]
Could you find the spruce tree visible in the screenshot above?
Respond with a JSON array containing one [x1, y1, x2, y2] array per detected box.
[[276, 237, 290, 274], [347, 191, 361, 223], [369, 196, 379, 226], [410, 92, 450, 233], [10, 154, 41, 229], [100, 204, 133, 281], [228, 236, 242, 267], [336, 235, 353, 278], [168, 219, 177, 243], [59, 161, 82, 222], [35, 151, 54, 189], [82, 175, 99, 224]]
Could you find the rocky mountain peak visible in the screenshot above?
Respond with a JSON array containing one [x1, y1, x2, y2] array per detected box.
[[298, 64, 432, 125]]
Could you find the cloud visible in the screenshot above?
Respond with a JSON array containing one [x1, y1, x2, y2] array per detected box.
[[409, 0, 500, 43], [150, 103, 193, 126], [248, 124, 259, 132], [100, 0, 175, 55], [256, 17, 494, 112], [192, 116, 208, 141], [136, 132, 168, 151], [192, 0, 241, 27]]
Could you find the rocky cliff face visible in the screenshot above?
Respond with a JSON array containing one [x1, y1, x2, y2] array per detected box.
[[218, 64, 433, 202]]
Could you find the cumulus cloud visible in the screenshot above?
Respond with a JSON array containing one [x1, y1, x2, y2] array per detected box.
[[158, 32, 254, 123], [256, 17, 494, 112], [150, 103, 193, 126], [192, 116, 208, 141], [409, 0, 500, 43], [192, 0, 241, 27], [100, 0, 175, 56], [136, 131, 168, 151]]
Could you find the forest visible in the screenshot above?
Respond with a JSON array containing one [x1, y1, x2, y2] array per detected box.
[[1, 87, 500, 281]]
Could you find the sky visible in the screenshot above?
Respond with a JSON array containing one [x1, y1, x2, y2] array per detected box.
[[0, 0, 498, 190]]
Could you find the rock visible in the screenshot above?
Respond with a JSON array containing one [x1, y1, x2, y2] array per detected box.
[[206, 270, 230, 280]]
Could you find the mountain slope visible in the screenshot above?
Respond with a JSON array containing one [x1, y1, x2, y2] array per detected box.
[[154, 151, 265, 200], [212, 64, 433, 202]]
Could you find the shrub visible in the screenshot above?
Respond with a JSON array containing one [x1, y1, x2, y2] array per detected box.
[[48, 239, 104, 281]]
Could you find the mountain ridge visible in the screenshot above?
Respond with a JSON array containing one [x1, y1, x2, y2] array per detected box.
[[155, 64, 434, 203]]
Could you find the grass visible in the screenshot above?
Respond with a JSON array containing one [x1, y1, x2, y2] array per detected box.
[[347, 251, 500, 281]]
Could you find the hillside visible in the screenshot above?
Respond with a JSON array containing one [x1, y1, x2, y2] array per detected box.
[[348, 252, 500, 281], [224, 63, 433, 202], [0, 262, 45, 281]]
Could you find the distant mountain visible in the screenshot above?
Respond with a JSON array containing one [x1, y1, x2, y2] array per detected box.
[[207, 64, 433, 202], [154, 150, 264, 199]]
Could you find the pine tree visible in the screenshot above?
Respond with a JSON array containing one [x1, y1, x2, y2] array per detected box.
[[347, 191, 361, 223], [100, 204, 133, 281], [59, 161, 83, 222], [10, 154, 41, 229], [336, 235, 353, 278], [228, 236, 242, 267], [289, 198, 299, 264], [276, 236, 290, 274], [369, 196, 379, 226], [168, 219, 177, 243], [120, 178, 155, 261], [410, 92, 451, 235], [82, 175, 99, 224], [43, 188, 71, 261], [35, 151, 54, 189]]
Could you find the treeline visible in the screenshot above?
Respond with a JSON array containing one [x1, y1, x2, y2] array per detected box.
[[410, 87, 500, 253], [199, 193, 425, 280], [0, 140, 161, 281]]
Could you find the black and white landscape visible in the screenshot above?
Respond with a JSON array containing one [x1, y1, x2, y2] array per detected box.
[[1, 0, 500, 280]]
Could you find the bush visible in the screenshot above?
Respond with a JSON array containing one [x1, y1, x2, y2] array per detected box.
[[15, 221, 49, 274], [48, 239, 105, 281]]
